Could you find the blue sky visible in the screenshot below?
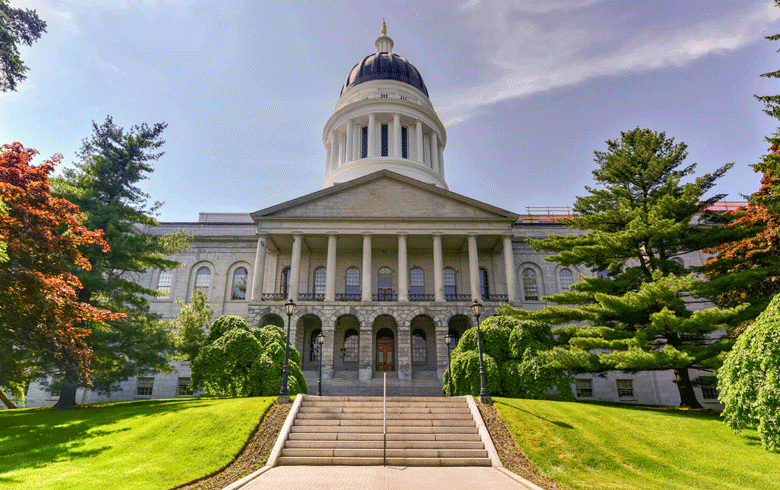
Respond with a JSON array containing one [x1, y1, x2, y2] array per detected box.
[[3, 0, 780, 221]]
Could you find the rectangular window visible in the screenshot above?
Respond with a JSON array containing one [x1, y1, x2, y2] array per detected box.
[[361, 126, 368, 159], [616, 379, 634, 398], [381, 124, 389, 157], [575, 379, 593, 398], [401, 126, 408, 158], [178, 377, 193, 396], [137, 377, 154, 396], [699, 377, 719, 400], [157, 270, 173, 299]]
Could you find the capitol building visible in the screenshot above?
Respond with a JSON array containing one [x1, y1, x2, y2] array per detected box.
[[26, 25, 720, 407]]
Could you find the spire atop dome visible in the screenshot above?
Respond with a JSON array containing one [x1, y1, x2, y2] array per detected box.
[[375, 20, 393, 53]]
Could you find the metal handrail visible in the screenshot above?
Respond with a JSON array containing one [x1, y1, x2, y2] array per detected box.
[[383, 371, 387, 465]]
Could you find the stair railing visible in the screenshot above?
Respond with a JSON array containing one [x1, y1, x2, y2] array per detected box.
[[383, 370, 387, 465]]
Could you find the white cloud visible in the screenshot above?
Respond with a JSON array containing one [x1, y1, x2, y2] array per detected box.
[[439, 1, 780, 126]]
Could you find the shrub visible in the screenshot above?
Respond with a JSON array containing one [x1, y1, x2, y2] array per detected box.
[[191, 316, 307, 397], [445, 350, 501, 396], [719, 294, 780, 451], [453, 316, 513, 363]]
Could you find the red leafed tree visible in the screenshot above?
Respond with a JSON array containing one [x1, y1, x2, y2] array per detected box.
[[0, 142, 119, 407]]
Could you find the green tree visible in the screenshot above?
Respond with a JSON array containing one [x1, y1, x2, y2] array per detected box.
[[507, 128, 742, 408], [168, 289, 215, 362], [0, 0, 46, 92], [50, 117, 189, 408], [719, 293, 780, 452], [191, 316, 307, 397]]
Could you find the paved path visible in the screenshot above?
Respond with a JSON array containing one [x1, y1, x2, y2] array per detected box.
[[240, 465, 540, 490]]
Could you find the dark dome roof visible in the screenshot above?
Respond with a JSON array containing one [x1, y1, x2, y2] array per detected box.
[[341, 52, 428, 97]]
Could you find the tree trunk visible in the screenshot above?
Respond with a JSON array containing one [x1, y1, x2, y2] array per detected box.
[[0, 389, 16, 409], [674, 367, 703, 409], [53, 370, 80, 409]]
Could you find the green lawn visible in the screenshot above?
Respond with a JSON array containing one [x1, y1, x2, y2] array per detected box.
[[495, 398, 780, 490], [0, 397, 274, 490]]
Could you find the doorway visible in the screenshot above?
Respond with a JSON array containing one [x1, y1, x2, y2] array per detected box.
[[376, 327, 395, 372]]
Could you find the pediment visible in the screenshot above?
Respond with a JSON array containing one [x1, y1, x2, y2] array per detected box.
[[251, 171, 517, 222]]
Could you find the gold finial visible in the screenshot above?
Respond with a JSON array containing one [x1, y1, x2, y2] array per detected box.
[[381, 19, 387, 36]]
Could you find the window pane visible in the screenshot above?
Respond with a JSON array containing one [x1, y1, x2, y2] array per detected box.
[[401, 126, 408, 158], [410, 268, 424, 287], [345, 267, 360, 298], [344, 329, 359, 363], [178, 377, 193, 396], [281, 268, 290, 296], [195, 267, 210, 293], [310, 329, 322, 362], [314, 267, 326, 295], [231, 267, 248, 300], [443, 268, 456, 297], [361, 126, 368, 158], [412, 329, 427, 363], [575, 379, 592, 398], [157, 270, 173, 298], [381, 124, 389, 157], [523, 268, 538, 301], [137, 377, 154, 396], [479, 268, 489, 298], [559, 269, 573, 292], [617, 379, 634, 398]]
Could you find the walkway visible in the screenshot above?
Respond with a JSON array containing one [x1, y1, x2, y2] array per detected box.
[[239, 465, 542, 490]]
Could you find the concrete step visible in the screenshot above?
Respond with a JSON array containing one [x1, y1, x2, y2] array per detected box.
[[281, 448, 489, 459], [286, 432, 483, 441], [295, 412, 473, 420], [293, 418, 475, 427], [276, 456, 492, 466], [297, 406, 471, 414], [289, 425, 479, 434], [285, 440, 486, 450]]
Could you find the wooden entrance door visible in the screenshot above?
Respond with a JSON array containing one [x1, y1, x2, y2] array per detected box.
[[376, 336, 394, 371]]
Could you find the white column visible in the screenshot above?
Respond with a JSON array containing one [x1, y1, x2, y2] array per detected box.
[[326, 144, 332, 172], [289, 234, 303, 301], [503, 234, 517, 302], [331, 132, 339, 170], [346, 120, 353, 162], [431, 132, 440, 174], [398, 233, 408, 302], [433, 233, 444, 302], [393, 114, 401, 158], [468, 234, 481, 302], [368, 114, 376, 158], [362, 233, 372, 302], [325, 234, 337, 302], [338, 135, 345, 167], [251, 233, 267, 300], [416, 120, 424, 164], [438, 145, 444, 180]]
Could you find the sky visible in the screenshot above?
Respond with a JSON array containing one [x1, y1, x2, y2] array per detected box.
[[3, 0, 780, 221]]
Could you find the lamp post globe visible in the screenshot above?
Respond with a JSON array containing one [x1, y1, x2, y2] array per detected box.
[[472, 299, 492, 405], [278, 298, 296, 403], [445, 332, 453, 397], [317, 331, 325, 396]]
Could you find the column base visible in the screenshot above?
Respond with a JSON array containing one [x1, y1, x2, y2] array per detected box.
[[479, 395, 493, 405], [359, 368, 373, 382]]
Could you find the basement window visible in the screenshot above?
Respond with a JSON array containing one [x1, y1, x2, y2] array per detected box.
[[575, 379, 593, 398], [616, 379, 634, 398]]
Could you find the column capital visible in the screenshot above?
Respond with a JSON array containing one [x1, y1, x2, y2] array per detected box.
[[431, 231, 444, 237], [396, 231, 409, 236], [255, 230, 268, 237], [362, 231, 374, 237], [326, 231, 339, 236]]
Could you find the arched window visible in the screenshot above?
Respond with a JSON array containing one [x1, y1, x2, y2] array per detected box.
[[479, 267, 489, 299], [310, 329, 322, 362], [194, 267, 210, 294], [157, 270, 173, 299], [412, 329, 427, 363], [378, 267, 393, 301], [410, 267, 425, 298], [443, 268, 456, 299], [314, 267, 326, 296], [343, 329, 359, 363], [231, 267, 248, 300], [345, 267, 360, 299], [280, 267, 290, 297], [523, 268, 538, 301], [447, 327, 461, 350], [559, 269, 573, 293]]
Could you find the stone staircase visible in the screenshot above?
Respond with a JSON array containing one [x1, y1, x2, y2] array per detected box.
[[277, 396, 491, 466], [302, 371, 444, 397]]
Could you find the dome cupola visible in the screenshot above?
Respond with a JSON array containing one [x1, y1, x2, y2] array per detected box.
[[322, 22, 447, 189]]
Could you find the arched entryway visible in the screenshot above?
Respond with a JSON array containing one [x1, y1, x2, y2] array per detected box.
[[373, 314, 397, 372], [447, 314, 472, 351], [334, 314, 360, 372], [260, 313, 284, 329], [297, 314, 323, 370], [410, 315, 436, 372]]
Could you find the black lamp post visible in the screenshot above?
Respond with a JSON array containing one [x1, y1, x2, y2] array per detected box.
[[278, 298, 296, 403], [445, 332, 453, 397], [472, 299, 492, 405], [317, 331, 325, 396]]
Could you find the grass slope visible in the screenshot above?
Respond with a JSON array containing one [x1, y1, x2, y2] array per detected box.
[[495, 398, 780, 490], [0, 397, 274, 490]]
